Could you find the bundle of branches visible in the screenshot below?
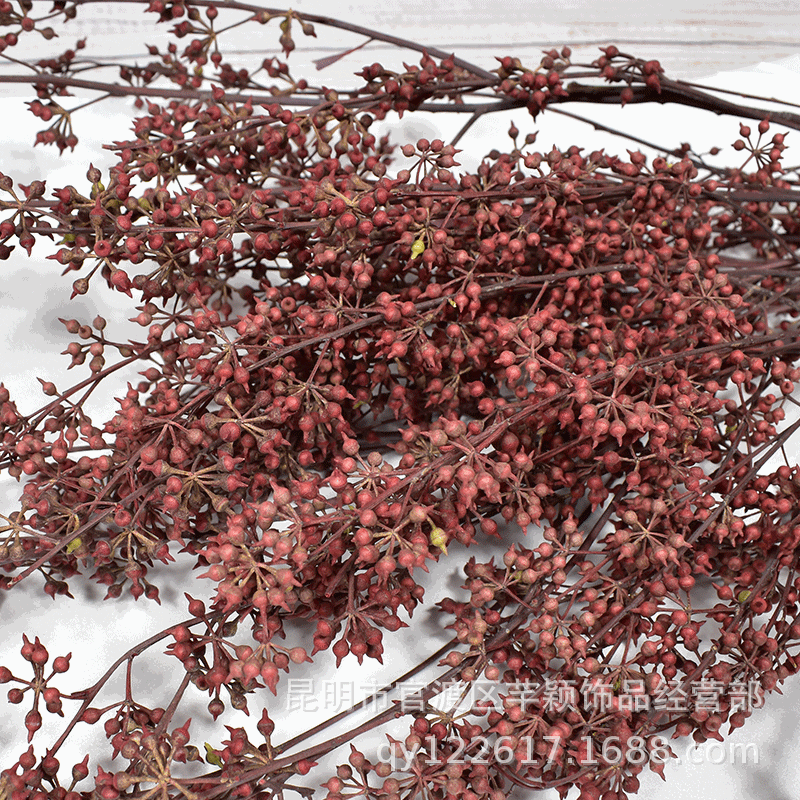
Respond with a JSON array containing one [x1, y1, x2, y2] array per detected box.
[[1, 3, 800, 799]]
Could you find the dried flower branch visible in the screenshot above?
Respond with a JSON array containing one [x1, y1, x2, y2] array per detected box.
[[2, 3, 800, 800]]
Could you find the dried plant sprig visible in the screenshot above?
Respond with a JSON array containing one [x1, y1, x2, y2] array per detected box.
[[1, 3, 800, 800]]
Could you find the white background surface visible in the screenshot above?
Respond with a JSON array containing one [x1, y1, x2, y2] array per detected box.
[[1, 2, 800, 798]]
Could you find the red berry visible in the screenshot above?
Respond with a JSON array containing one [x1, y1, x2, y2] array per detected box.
[[25, 709, 42, 739], [8, 687, 24, 703]]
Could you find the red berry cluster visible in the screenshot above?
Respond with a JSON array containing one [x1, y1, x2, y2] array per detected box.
[[494, 48, 571, 118], [1, 3, 800, 800], [1, 635, 71, 750]]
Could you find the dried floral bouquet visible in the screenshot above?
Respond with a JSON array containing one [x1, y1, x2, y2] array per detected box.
[[2, 3, 800, 799]]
